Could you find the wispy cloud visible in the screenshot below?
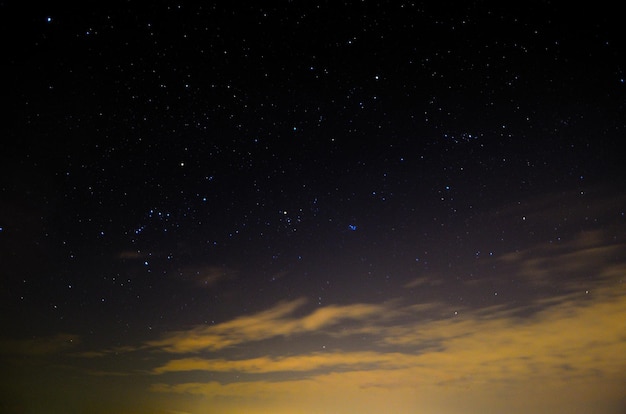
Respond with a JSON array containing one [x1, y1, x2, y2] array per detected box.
[[152, 351, 421, 375], [403, 276, 444, 288], [496, 229, 626, 288], [146, 298, 385, 353]]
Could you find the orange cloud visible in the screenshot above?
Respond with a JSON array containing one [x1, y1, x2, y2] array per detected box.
[[150, 281, 626, 414], [145, 223, 626, 414], [146, 298, 385, 353], [153, 351, 422, 375], [91, 224, 626, 413]]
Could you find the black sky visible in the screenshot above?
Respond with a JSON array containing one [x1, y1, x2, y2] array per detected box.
[[1, 2, 625, 414]]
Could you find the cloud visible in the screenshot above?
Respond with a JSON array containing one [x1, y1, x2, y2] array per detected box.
[[74, 344, 141, 359], [146, 298, 305, 353], [145, 223, 626, 413], [152, 351, 421, 375], [146, 298, 385, 353], [96, 224, 626, 413], [87, 370, 134, 377], [496, 228, 626, 288], [146, 225, 626, 389], [403, 276, 444, 288], [150, 281, 626, 414]]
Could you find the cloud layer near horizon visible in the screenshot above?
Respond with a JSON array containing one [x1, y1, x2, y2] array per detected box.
[[144, 278, 625, 414], [141, 229, 626, 414], [4, 228, 625, 414]]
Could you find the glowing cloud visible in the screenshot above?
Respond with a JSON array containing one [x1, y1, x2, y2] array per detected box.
[[146, 298, 385, 353]]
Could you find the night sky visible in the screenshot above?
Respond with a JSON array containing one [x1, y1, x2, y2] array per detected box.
[[1, 2, 626, 414]]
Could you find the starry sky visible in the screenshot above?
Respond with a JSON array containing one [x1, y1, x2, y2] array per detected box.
[[1, 2, 626, 414]]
